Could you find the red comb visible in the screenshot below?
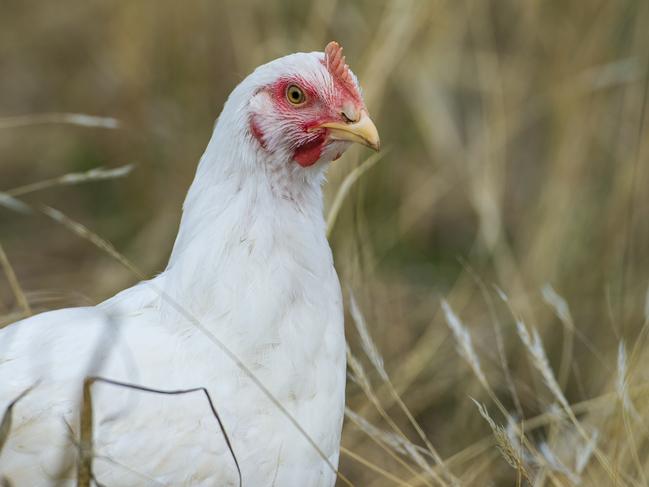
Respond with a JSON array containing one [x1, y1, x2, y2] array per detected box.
[[324, 41, 359, 97]]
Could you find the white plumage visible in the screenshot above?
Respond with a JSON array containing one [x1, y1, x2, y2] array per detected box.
[[0, 43, 379, 486]]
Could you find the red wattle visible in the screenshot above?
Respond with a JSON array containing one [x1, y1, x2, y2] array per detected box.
[[294, 136, 325, 167]]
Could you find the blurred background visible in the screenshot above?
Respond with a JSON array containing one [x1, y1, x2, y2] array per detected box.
[[2, 0, 649, 485]]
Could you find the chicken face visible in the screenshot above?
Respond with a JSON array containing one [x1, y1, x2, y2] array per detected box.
[[248, 42, 380, 168]]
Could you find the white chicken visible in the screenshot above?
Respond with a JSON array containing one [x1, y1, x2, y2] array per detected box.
[[0, 41, 379, 486]]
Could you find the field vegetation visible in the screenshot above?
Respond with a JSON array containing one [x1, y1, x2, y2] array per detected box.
[[2, 1, 649, 485]]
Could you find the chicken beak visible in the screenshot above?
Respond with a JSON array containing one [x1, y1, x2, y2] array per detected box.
[[316, 110, 380, 151]]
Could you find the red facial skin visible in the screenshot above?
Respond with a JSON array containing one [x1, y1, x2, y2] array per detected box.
[[250, 118, 267, 150], [251, 76, 363, 167]]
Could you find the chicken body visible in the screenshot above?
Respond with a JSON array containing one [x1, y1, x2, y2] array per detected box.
[[0, 44, 377, 486]]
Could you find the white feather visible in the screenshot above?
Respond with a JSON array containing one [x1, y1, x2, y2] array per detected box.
[[0, 50, 354, 486]]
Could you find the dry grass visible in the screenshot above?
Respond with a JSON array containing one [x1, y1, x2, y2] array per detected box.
[[2, 0, 649, 485]]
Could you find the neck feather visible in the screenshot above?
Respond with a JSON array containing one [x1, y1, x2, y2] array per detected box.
[[168, 111, 328, 264]]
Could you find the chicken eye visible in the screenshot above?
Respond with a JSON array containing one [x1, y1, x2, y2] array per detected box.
[[286, 85, 306, 105]]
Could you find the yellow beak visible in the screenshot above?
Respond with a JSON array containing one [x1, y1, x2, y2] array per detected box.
[[315, 110, 380, 151]]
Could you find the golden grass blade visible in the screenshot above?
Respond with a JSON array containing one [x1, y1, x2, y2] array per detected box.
[[470, 399, 532, 484], [0, 113, 120, 130], [0, 192, 31, 214], [349, 291, 455, 484], [348, 291, 388, 382], [5, 165, 134, 198], [441, 296, 570, 485], [0, 243, 31, 317], [541, 285, 575, 391], [90, 453, 168, 486], [77, 378, 94, 487], [326, 150, 387, 238], [462, 262, 523, 416], [345, 407, 435, 487], [515, 319, 619, 483], [346, 347, 448, 487], [440, 300, 487, 387], [440, 383, 649, 481], [621, 408, 647, 487], [574, 429, 598, 475], [0, 386, 34, 458], [340, 446, 413, 487], [616, 342, 637, 418]]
